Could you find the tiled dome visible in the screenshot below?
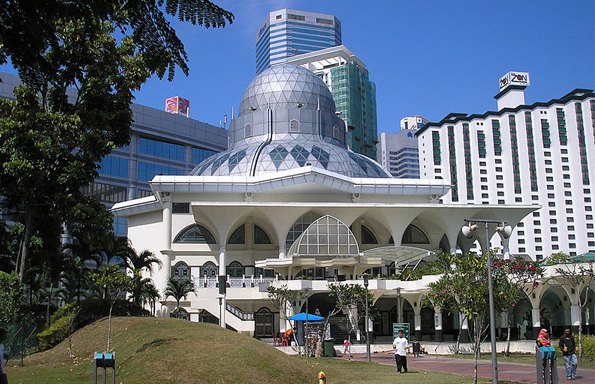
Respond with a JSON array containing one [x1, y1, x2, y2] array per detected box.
[[190, 64, 391, 179]]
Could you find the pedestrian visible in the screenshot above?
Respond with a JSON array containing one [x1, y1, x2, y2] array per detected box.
[[536, 328, 551, 347], [343, 339, 350, 355], [559, 328, 578, 380], [392, 330, 409, 374], [0, 328, 8, 384]]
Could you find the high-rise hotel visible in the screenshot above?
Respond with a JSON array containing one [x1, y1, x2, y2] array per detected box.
[[416, 72, 595, 260], [255, 9, 341, 75]]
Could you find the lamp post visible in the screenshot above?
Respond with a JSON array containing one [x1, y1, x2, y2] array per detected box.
[[362, 273, 371, 362], [462, 219, 512, 384], [304, 286, 310, 357]]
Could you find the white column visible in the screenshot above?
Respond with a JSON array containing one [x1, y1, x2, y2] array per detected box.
[[532, 307, 541, 328], [219, 247, 226, 328], [570, 304, 580, 328]]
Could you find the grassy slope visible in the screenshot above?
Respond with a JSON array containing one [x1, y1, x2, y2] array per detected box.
[[6, 317, 528, 384]]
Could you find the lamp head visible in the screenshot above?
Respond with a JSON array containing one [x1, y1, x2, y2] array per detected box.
[[461, 223, 478, 239], [496, 224, 513, 239]]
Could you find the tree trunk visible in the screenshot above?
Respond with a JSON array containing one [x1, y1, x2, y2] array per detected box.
[[505, 311, 511, 357], [107, 303, 113, 352], [46, 281, 53, 328], [17, 204, 36, 282]]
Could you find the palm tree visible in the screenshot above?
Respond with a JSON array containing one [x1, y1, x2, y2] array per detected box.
[[139, 279, 160, 316], [126, 248, 162, 307], [164, 277, 195, 317]]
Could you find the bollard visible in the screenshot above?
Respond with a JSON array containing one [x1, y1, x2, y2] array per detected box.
[[318, 371, 326, 384], [535, 346, 557, 384]]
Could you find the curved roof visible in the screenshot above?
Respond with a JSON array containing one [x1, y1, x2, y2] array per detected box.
[[189, 64, 391, 179]]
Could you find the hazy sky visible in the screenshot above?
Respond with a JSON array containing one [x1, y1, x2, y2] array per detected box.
[[3, 1, 594, 133]]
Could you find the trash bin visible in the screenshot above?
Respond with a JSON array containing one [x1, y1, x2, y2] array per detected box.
[[323, 340, 335, 357], [412, 342, 420, 357]]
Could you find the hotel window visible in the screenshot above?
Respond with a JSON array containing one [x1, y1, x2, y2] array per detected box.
[[549, 210, 556, 215], [498, 191, 504, 196], [515, 197, 523, 202], [568, 234, 576, 240], [495, 159, 502, 164], [564, 183, 571, 188], [567, 217, 574, 223], [551, 236, 558, 241], [519, 248, 526, 252], [563, 174, 570, 179], [481, 177, 488, 182], [496, 167, 502, 172], [551, 228, 558, 233], [565, 191, 572, 196], [532, 195, 539, 201], [534, 220, 541, 225], [550, 219, 557, 224], [518, 230, 525, 236], [547, 185, 554, 190], [533, 212, 540, 217], [546, 177, 554, 182], [548, 193, 555, 198], [562, 165, 570, 171], [496, 175, 503, 180], [587, 215, 594, 220], [548, 202, 555, 207], [568, 225, 575, 230], [566, 200, 572, 205], [553, 245, 559, 250], [546, 168, 552, 173], [536, 246, 542, 251], [534, 229, 541, 234], [545, 160, 552, 165], [566, 208, 573, 213], [569, 243, 576, 249], [562, 157, 568, 162], [497, 183, 504, 188]]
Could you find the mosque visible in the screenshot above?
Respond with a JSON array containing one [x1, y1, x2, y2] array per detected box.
[[112, 64, 591, 343]]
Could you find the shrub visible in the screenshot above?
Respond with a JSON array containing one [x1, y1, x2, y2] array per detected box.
[[37, 304, 79, 351], [578, 334, 595, 356]]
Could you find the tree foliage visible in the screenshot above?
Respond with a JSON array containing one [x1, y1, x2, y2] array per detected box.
[[164, 277, 195, 316], [0, 1, 233, 282], [0, 271, 24, 324]]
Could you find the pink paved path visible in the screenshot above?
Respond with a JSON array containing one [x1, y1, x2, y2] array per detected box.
[[340, 353, 595, 383]]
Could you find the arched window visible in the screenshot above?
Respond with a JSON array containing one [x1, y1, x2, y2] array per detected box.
[[172, 262, 190, 281], [388, 236, 394, 245], [289, 119, 299, 133], [202, 261, 217, 277], [254, 307, 274, 337], [245, 124, 252, 138], [361, 225, 378, 244], [174, 224, 216, 244], [286, 212, 322, 247], [227, 261, 244, 278], [401, 225, 430, 244], [254, 225, 271, 244], [228, 225, 245, 244], [171, 307, 189, 320], [333, 125, 342, 139]]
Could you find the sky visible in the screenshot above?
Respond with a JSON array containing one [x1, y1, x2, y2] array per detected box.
[[3, 1, 595, 133]]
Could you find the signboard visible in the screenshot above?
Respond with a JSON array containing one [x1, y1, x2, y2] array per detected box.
[[165, 96, 190, 117], [392, 323, 410, 341], [499, 71, 530, 90]]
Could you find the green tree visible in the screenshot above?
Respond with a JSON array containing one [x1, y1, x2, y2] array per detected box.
[[164, 277, 195, 317], [0, 271, 24, 324], [90, 264, 132, 352], [125, 248, 162, 307], [426, 253, 510, 384], [546, 252, 595, 358], [491, 257, 544, 355], [328, 283, 377, 344], [0, 0, 233, 282]]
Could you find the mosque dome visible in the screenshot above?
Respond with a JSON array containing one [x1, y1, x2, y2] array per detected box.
[[189, 64, 391, 179]]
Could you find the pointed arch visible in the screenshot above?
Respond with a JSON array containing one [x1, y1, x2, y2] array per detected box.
[[286, 211, 322, 247], [401, 224, 430, 244], [288, 215, 360, 257]]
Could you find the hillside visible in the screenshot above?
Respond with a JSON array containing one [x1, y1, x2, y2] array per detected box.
[[7, 317, 318, 384]]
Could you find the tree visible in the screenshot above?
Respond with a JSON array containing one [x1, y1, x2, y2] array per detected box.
[[491, 257, 544, 355], [327, 283, 377, 345], [0, 0, 233, 282], [164, 277, 195, 317], [426, 253, 515, 384], [90, 264, 132, 352], [0, 271, 24, 324], [125, 248, 162, 307], [546, 252, 595, 358]]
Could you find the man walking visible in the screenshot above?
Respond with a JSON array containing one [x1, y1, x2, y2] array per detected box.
[[393, 330, 409, 374], [559, 328, 577, 380]]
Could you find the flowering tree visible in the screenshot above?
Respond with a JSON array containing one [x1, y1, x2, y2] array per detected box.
[[492, 257, 544, 355], [546, 252, 595, 357], [426, 253, 542, 384]]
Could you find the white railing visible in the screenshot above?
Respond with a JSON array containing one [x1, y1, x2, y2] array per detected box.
[[193, 276, 277, 289]]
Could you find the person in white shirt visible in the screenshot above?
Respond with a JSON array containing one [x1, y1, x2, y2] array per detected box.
[[392, 330, 409, 374], [0, 328, 8, 384]]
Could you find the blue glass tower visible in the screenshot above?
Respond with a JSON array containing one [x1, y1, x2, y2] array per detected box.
[[255, 9, 341, 75]]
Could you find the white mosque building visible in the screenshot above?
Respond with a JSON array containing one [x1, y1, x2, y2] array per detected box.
[[112, 64, 591, 343]]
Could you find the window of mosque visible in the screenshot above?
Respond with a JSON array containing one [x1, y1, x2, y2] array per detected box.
[[401, 225, 430, 244], [388, 236, 394, 245], [255, 268, 275, 278], [286, 212, 322, 247], [332, 125, 341, 139], [245, 124, 252, 138], [171, 307, 189, 320], [289, 145, 310, 166], [361, 225, 378, 244], [227, 261, 244, 278], [254, 225, 272, 244], [290, 119, 300, 133], [254, 308, 274, 337], [201, 262, 217, 277], [229, 225, 245, 244], [172, 262, 190, 281], [172, 202, 190, 214], [174, 224, 217, 244]]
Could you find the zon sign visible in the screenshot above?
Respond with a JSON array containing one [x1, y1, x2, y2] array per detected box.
[[499, 71, 530, 90]]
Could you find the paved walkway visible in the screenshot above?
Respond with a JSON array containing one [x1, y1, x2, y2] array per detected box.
[[340, 352, 595, 383]]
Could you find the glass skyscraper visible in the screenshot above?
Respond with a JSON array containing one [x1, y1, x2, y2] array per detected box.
[[255, 9, 341, 75]]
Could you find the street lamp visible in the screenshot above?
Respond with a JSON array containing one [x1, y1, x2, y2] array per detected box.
[[462, 219, 512, 384], [304, 286, 310, 357], [362, 273, 371, 362]]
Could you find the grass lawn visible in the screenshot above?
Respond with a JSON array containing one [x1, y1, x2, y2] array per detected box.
[[3, 317, 582, 384]]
